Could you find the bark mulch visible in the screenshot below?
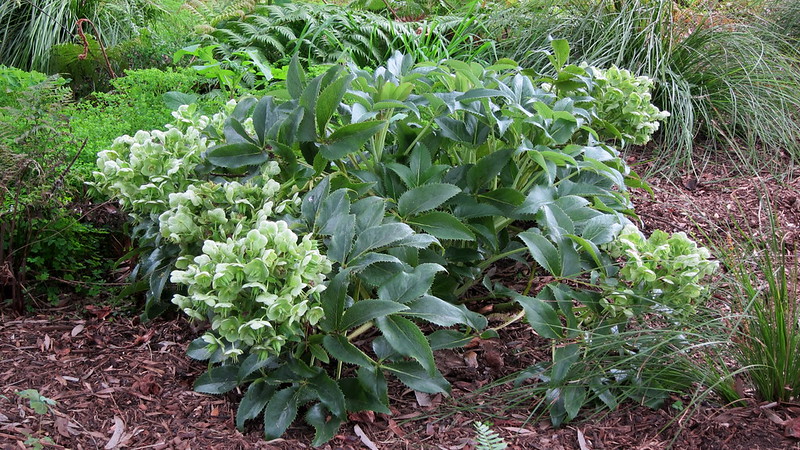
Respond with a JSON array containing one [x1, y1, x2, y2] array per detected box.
[[2, 150, 800, 449]]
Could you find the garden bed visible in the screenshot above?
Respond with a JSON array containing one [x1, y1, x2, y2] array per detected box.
[[2, 150, 799, 449]]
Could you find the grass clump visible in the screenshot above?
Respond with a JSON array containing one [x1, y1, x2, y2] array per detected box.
[[722, 220, 800, 402]]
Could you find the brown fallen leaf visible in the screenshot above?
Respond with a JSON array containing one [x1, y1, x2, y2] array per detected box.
[[131, 329, 155, 347], [71, 323, 85, 337], [463, 351, 479, 368], [387, 418, 405, 437], [54, 416, 81, 438], [414, 391, 432, 407], [762, 408, 785, 426], [85, 305, 112, 320]]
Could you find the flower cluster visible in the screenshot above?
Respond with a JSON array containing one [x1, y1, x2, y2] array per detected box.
[[601, 225, 719, 319], [93, 97, 327, 361], [92, 127, 207, 219], [171, 220, 331, 360], [158, 161, 299, 251], [91, 99, 249, 221], [586, 65, 670, 145]]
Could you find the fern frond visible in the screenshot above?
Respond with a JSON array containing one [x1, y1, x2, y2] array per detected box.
[[474, 422, 507, 450]]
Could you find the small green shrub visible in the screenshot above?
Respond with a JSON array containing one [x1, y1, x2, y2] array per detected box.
[[599, 225, 719, 321], [0, 65, 50, 106], [64, 67, 209, 184], [1, 74, 113, 310]]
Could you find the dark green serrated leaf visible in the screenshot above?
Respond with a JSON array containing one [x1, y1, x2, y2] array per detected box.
[[193, 365, 238, 394], [563, 385, 586, 421], [319, 271, 350, 332], [309, 343, 330, 364], [306, 403, 343, 446], [347, 252, 404, 273], [408, 211, 475, 241], [320, 121, 385, 160], [186, 337, 213, 361], [349, 223, 414, 262], [376, 316, 436, 374], [301, 177, 330, 228], [238, 354, 277, 383], [515, 185, 555, 216], [466, 148, 514, 193], [351, 197, 386, 233], [328, 214, 356, 264], [551, 343, 580, 384], [397, 183, 460, 217], [384, 361, 450, 394], [357, 367, 389, 409], [206, 142, 267, 169], [376, 263, 444, 304], [341, 299, 409, 331], [263, 386, 298, 440], [456, 88, 505, 102], [406, 295, 487, 329], [339, 376, 391, 414], [323, 335, 376, 367], [513, 293, 563, 339], [286, 54, 305, 99], [237, 380, 274, 430], [581, 214, 623, 245], [317, 73, 354, 134], [310, 372, 346, 418], [519, 230, 561, 276], [428, 329, 473, 350]]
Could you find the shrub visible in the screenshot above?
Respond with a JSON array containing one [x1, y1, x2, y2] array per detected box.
[[488, 0, 800, 169], [91, 44, 705, 442], [1, 73, 111, 310], [198, 2, 491, 67]]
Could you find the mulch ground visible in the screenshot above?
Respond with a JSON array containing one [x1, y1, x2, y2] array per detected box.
[[2, 149, 800, 449]]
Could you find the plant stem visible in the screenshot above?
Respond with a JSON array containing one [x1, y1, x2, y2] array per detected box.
[[347, 321, 374, 341], [491, 309, 526, 332]]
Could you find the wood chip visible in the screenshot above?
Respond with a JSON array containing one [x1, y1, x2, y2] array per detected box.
[[71, 324, 85, 337], [414, 391, 432, 407], [353, 424, 379, 450], [577, 428, 590, 450], [104, 416, 125, 449]]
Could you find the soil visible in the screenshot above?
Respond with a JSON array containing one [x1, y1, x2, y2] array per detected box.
[[2, 149, 800, 450]]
